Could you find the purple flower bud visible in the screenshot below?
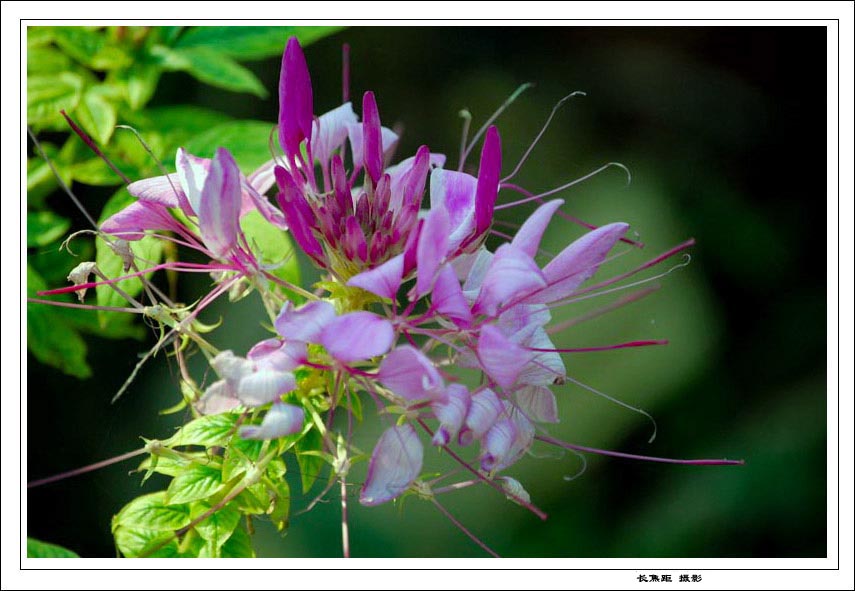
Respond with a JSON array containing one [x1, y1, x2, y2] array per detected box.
[[473, 125, 502, 239], [239, 401, 305, 440], [361, 91, 384, 183], [431, 383, 471, 446], [480, 418, 518, 472], [360, 423, 423, 506], [278, 37, 314, 163]]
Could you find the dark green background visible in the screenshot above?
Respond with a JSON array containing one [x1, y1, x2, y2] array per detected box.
[[28, 26, 828, 558]]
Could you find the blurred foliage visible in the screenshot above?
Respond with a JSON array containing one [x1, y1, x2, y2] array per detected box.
[[26, 25, 335, 378], [26, 27, 827, 559]]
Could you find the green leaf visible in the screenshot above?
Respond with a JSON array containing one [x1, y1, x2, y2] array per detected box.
[[113, 491, 191, 531], [95, 188, 163, 328], [27, 26, 55, 49], [156, 46, 267, 98], [27, 46, 72, 74], [26, 537, 79, 558], [184, 120, 274, 173], [240, 210, 300, 288], [295, 427, 324, 493], [175, 26, 344, 60], [166, 464, 224, 505], [73, 87, 118, 145], [27, 72, 84, 125], [267, 479, 291, 532], [27, 211, 71, 248], [128, 105, 233, 155], [191, 502, 241, 549], [52, 26, 132, 70], [119, 62, 161, 110], [70, 157, 128, 186], [166, 412, 240, 448], [26, 264, 91, 379], [222, 436, 264, 482], [114, 527, 179, 558], [220, 525, 255, 558]]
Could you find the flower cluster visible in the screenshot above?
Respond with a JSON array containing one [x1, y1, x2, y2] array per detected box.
[[54, 36, 740, 557]]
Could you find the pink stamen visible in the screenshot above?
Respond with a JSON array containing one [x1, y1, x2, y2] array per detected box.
[[546, 285, 660, 334], [535, 435, 745, 466], [529, 339, 668, 353], [60, 109, 131, 184], [499, 182, 645, 248], [28, 448, 146, 488], [26, 297, 146, 314]]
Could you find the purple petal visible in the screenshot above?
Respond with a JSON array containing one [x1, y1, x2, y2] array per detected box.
[[477, 324, 532, 390], [388, 149, 445, 211], [278, 37, 314, 162], [472, 244, 547, 317], [275, 166, 324, 262], [247, 159, 277, 196], [274, 300, 336, 344], [429, 168, 477, 251], [511, 199, 564, 258], [500, 406, 535, 471], [480, 418, 517, 472], [242, 180, 288, 230], [518, 327, 566, 386], [360, 424, 423, 506], [320, 312, 395, 363], [198, 147, 241, 258], [529, 222, 629, 304], [458, 388, 503, 446], [377, 346, 443, 402], [247, 338, 306, 372], [361, 91, 383, 183], [236, 369, 296, 407], [211, 350, 253, 390], [413, 206, 450, 298], [127, 173, 184, 208], [175, 147, 210, 215], [432, 264, 473, 327], [195, 380, 240, 415], [515, 385, 559, 423], [100, 200, 184, 241], [239, 401, 305, 440], [347, 123, 399, 173], [346, 253, 404, 300], [431, 383, 470, 446], [474, 125, 502, 238], [311, 102, 358, 164]]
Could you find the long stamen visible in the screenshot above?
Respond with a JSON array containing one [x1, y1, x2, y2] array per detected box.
[[536, 435, 745, 466], [62, 110, 131, 184], [28, 448, 146, 488], [529, 339, 668, 353], [547, 285, 660, 334], [501, 90, 586, 183], [459, 82, 534, 170], [430, 497, 500, 558], [495, 162, 630, 210], [563, 374, 659, 443]]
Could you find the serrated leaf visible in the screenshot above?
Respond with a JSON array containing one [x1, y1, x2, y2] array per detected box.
[[159, 46, 267, 98], [114, 527, 179, 558], [222, 436, 264, 482], [183, 120, 274, 173], [220, 525, 255, 558], [26, 264, 91, 378], [27, 72, 84, 125], [26, 537, 79, 558], [166, 412, 240, 448], [27, 211, 71, 248], [191, 502, 241, 549], [73, 87, 117, 145], [166, 464, 223, 505], [175, 26, 344, 60], [113, 491, 191, 531], [95, 188, 163, 328], [295, 427, 324, 493], [240, 210, 300, 288]]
